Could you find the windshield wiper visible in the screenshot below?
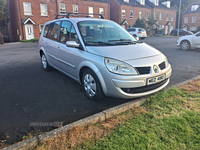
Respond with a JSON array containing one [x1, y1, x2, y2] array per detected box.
[[86, 41, 114, 45], [108, 39, 132, 42]]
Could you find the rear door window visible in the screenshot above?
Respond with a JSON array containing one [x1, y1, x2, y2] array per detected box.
[[47, 21, 60, 41]]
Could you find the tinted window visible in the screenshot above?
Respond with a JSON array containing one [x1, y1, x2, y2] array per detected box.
[[139, 29, 145, 32], [47, 21, 60, 41], [60, 21, 71, 43]]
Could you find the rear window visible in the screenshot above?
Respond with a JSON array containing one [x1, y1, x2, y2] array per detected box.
[[138, 29, 145, 32]]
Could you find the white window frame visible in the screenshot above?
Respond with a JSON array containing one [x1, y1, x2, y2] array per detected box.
[[124, 0, 129, 2], [73, 4, 79, 14], [23, 2, 32, 15], [191, 5, 199, 11], [99, 7, 104, 18], [171, 14, 174, 21], [146, 12, 149, 21], [192, 16, 196, 23], [130, 10, 133, 19], [39, 25, 44, 32], [59, 3, 66, 15], [159, 12, 162, 20], [89, 6, 94, 17], [155, 0, 159, 6], [190, 27, 196, 31], [154, 12, 157, 20], [122, 9, 126, 19], [141, 0, 145, 5], [40, 3, 48, 16], [184, 17, 188, 23], [139, 11, 143, 19], [166, 14, 169, 21]]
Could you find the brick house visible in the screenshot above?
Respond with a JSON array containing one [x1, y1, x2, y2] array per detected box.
[[109, 0, 176, 34], [182, 2, 200, 32], [7, 0, 110, 42]]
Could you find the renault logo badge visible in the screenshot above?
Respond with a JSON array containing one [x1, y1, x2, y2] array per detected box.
[[153, 65, 158, 73]]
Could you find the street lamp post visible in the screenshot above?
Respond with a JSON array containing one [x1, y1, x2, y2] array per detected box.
[[177, 0, 182, 36]]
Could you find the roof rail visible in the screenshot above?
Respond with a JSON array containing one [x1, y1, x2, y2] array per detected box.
[[55, 12, 104, 19]]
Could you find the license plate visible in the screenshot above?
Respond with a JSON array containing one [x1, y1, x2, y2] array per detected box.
[[147, 74, 166, 85], [143, 35, 145, 37]]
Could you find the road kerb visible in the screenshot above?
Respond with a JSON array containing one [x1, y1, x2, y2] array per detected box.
[[2, 75, 200, 150]]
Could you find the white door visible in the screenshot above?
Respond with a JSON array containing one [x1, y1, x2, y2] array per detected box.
[[25, 24, 34, 40], [165, 26, 168, 35], [170, 26, 173, 33]]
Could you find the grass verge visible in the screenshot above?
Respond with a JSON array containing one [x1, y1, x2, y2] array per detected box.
[[21, 39, 39, 43], [34, 79, 200, 149]]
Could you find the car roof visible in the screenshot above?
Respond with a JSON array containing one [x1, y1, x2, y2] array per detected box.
[[45, 17, 109, 25]]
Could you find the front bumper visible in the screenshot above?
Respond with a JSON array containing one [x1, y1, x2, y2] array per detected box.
[[98, 63, 172, 99]]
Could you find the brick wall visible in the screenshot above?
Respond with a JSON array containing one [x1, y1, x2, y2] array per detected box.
[[8, 0, 110, 41], [182, 13, 200, 32]]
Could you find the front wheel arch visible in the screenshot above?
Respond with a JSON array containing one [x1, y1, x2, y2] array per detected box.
[[180, 40, 191, 51]]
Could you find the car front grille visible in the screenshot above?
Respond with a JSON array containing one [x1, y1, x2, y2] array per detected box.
[[159, 61, 166, 70], [135, 67, 151, 75], [121, 79, 168, 94]]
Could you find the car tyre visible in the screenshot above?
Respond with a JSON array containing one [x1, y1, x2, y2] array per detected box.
[[82, 69, 105, 101], [180, 40, 190, 51], [41, 52, 51, 71]]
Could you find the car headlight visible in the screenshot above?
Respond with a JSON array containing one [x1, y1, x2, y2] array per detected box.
[[104, 58, 138, 75]]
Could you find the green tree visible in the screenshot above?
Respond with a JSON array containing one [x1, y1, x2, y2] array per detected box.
[[134, 18, 146, 30], [0, 0, 9, 34]]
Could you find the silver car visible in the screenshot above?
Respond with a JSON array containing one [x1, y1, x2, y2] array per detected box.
[[39, 17, 172, 101]]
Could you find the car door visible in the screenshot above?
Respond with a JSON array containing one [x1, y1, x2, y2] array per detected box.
[[192, 32, 200, 48], [44, 21, 60, 67], [56, 21, 81, 79]]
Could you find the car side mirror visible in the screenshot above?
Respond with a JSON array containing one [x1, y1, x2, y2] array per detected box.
[[66, 41, 80, 48]]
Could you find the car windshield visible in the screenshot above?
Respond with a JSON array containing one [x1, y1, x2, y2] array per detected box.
[[139, 29, 145, 32], [77, 20, 136, 46]]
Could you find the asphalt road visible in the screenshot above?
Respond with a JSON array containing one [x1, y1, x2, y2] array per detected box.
[[0, 37, 200, 142]]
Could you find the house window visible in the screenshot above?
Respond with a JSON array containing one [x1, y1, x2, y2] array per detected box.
[[99, 8, 104, 18], [122, 9, 126, 19], [166, 14, 169, 21], [73, 5, 79, 14], [139, 11, 142, 19], [23, 2, 32, 15], [191, 5, 199, 11], [159, 13, 162, 20], [154, 12, 157, 20], [124, 0, 129, 2], [59, 3, 66, 14], [190, 27, 196, 31], [146, 12, 149, 21], [141, 0, 145, 5], [155, 0, 159, 6], [40, 3, 48, 16], [130, 10, 133, 19], [171, 14, 174, 21], [39, 25, 44, 32], [89, 6, 94, 17], [192, 16, 196, 23], [184, 17, 188, 23]]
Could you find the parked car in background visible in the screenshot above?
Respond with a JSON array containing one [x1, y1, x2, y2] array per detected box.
[[126, 28, 147, 39], [177, 31, 200, 50], [39, 14, 172, 101], [170, 29, 193, 36]]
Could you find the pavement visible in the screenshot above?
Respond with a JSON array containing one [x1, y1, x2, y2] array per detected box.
[[0, 37, 200, 144]]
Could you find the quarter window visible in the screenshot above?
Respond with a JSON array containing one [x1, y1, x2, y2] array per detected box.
[[23, 2, 32, 15], [40, 3, 48, 16], [59, 3, 66, 14]]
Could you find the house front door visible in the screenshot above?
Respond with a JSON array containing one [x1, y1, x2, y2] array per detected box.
[[25, 24, 34, 40], [165, 26, 168, 35]]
